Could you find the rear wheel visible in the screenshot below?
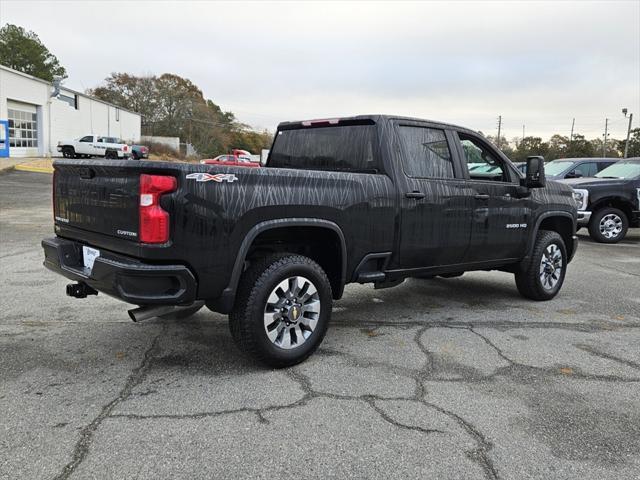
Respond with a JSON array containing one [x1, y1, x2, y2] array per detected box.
[[229, 253, 332, 367], [104, 150, 117, 160], [515, 230, 566, 301], [588, 207, 628, 243]]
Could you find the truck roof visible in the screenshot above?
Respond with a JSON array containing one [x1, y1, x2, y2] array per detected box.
[[277, 114, 479, 136]]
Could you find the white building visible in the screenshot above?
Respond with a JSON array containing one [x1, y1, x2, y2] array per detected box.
[[0, 65, 141, 158]]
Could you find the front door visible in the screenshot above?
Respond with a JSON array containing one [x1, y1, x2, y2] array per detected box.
[[76, 135, 94, 155], [396, 124, 473, 268], [455, 132, 530, 262]]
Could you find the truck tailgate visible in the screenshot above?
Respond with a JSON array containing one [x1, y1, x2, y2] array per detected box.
[[54, 163, 140, 240]]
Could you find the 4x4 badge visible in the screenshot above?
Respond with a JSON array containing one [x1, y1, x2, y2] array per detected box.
[[186, 173, 238, 183]]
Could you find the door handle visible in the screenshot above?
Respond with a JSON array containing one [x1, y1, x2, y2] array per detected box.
[[474, 194, 490, 200], [405, 191, 425, 199]]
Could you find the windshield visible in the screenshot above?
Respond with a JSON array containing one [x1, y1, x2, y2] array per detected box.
[[545, 161, 575, 175], [595, 161, 640, 179]]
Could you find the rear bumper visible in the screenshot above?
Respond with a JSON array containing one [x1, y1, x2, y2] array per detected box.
[[42, 237, 197, 305]]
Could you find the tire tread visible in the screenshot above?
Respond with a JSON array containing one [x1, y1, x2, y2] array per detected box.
[[515, 230, 566, 301], [230, 253, 331, 367]]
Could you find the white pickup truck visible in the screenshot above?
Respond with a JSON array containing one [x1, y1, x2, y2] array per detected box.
[[57, 135, 130, 159]]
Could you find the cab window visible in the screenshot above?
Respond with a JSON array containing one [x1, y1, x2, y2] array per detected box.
[[573, 162, 597, 177], [79, 136, 93, 142], [398, 126, 454, 178], [459, 134, 510, 182]]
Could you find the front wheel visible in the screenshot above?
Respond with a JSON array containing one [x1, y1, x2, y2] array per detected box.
[[229, 254, 332, 368], [588, 207, 628, 243], [515, 230, 567, 301], [62, 146, 75, 158]]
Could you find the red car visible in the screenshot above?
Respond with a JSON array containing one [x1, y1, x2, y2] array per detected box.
[[201, 149, 260, 167]]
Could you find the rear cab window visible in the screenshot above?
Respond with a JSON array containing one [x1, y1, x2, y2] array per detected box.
[[268, 120, 380, 174], [397, 126, 455, 178]]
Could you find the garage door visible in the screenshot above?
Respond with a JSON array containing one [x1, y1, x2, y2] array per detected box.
[[7, 101, 39, 157]]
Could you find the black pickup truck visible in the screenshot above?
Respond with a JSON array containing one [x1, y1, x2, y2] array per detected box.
[[561, 158, 640, 243], [42, 115, 578, 367]]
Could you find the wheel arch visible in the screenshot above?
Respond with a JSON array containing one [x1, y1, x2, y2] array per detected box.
[[590, 196, 634, 223], [211, 219, 347, 314], [525, 211, 576, 263]]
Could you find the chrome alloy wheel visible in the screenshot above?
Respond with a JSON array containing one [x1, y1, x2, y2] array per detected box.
[[539, 243, 563, 290], [263, 276, 321, 350], [599, 213, 623, 239]]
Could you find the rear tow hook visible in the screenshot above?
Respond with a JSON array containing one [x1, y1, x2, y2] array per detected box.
[[66, 282, 98, 299]]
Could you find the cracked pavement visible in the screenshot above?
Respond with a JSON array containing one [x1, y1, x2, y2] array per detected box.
[[1, 170, 639, 479]]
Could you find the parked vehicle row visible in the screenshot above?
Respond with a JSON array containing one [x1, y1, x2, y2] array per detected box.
[[562, 158, 640, 243], [57, 135, 151, 160], [546, 157, 619, 180], [201, 149, 261, 167], [57, 135, 131, 159], [43, 115, 579, 367]]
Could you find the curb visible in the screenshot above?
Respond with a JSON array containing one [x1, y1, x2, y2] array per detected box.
[[14, 164, 54, 174], [0, 165, 16, 175]]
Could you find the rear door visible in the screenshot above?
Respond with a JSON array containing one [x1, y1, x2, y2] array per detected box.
[[396, 122, 473, 268], [453, 131, 530, 262]]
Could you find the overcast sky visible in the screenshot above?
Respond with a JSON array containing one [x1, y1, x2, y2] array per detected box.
[[2, 0, 639, 140]]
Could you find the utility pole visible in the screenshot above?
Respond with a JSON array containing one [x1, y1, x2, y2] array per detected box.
[[602, 118, 609, 157], [522, 124, 525, 142], [623, 108, 633, 158], [570, 118, 575, 142], [497, 115, 502, 147]]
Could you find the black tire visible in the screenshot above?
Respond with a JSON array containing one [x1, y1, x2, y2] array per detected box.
[[105, 150, 116, 160], [588, 207, 628, 244], [229, 253, 332, 368], [62, 146, 75, 158], [515, 230, 567, 301], [131, 151, 140, 160], [158, 304, 203, 320]]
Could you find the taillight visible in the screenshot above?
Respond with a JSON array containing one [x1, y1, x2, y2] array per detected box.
[[123, 145, 129, 152], [139, 174, 176, 243]]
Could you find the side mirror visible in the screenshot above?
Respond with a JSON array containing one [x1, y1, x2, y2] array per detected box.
[[524, 156, 546, 188]]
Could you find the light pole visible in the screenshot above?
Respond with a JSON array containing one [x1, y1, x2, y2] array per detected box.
[[622, 108, 633, 158]]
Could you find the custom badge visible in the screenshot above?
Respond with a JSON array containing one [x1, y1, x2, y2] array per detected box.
[[186, 172, 239, 183]]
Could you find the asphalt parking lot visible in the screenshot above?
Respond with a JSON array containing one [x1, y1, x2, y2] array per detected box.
[[1, 169, 639, 480]]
